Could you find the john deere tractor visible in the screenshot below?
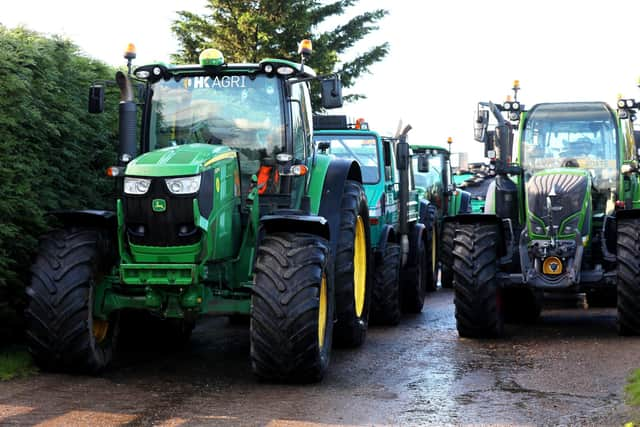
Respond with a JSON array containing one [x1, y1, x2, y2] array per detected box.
[[410, 140, 473, 289], [452, 80, 640, 337], [312, 116, 431, 325], [25, 42, 373, 382]]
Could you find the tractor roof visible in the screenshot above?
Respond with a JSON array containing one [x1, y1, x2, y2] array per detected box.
[[134, 58, 316, 82], [410, 144, 449, 154]]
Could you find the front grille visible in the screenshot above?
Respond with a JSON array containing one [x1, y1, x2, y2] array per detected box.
[[124, 178, 201, 247], [527, 173, 589, 233]]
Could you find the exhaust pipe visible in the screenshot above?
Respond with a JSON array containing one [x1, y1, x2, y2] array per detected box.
[[116, 71, 137, 165], [397, 124, 412, 265]]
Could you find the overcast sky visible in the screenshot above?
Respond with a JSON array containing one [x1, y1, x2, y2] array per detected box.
[[4, 0, 640, 161]]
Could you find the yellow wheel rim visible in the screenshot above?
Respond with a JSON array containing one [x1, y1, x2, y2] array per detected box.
[[93, 319, 109, 343], [318, 274, 327, 350], [353, 216, 367, 318], [431, 223, 437, 274]]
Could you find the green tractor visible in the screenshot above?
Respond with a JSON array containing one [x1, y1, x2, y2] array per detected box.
[[452, 80, 640, 337], [452, 161, 494, 214], [312, 116, 432, 325], [24, 42, 374, 382], [410, 140, 474, 289]]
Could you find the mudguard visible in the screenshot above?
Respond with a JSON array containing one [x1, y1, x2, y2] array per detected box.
[[48, 210, 117, 230], [317, 158, 363, 256], [407, 222, 427, 267], [260, 214, 330, 240], [375, 224, 396, 263], [615, 208, 640, 220]]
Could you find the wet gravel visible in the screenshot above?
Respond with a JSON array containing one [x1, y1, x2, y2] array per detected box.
[[1, 289, 639, 426]]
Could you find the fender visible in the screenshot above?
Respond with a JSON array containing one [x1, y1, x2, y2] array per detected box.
[[260, 214, 330, 241], [614, 208, 640, 221], [375, 224, 396, 263], [48, 209, 117, 231], [407, 222, 427, 267], [317, 158, 363, 257]]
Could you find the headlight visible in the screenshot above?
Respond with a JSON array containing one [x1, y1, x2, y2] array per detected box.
[[165, 175, 201, 195], [124, 177, 151, 195]]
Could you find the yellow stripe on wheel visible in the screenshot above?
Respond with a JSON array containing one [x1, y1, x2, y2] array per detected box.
[[93, 319, 109, 344], [353, 216, 367, 318], [318, 274, 327, 350]]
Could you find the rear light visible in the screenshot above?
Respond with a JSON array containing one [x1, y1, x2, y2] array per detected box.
[[370, 217, 379, 225], [615, 200, 626, 209]]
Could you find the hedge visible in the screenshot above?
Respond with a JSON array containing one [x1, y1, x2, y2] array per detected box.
[[0, 26, 119, 339]]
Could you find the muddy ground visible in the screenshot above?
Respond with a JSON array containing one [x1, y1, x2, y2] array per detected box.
[[1, 288, 639, 426]]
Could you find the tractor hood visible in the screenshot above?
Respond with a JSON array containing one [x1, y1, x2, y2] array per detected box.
[[526, 168, 592, 240], [125, 144, 233, 177]]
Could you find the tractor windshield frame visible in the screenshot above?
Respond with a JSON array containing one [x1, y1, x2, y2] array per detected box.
[[143, 74, 286, 172], [520, 102, 619, 191]]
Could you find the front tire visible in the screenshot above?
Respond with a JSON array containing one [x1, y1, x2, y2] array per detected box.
[[333, 180, 371, 347], [616, 218, 640, 335], [453, 223, 503, 338], [440, 221, 455, 289], [371, 243, 402, 325], [25, 227, 118, 373], [250, 232, 333, 382], [402, 233, 427, 313]]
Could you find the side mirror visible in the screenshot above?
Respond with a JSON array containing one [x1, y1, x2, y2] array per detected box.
[[474, 109, 489, 142], [396, 141, 409, 171], [320, 77, 343, 109], [417, 154, 430, 173], [88, 85, 105, 114], [317, 141, 330, 153]]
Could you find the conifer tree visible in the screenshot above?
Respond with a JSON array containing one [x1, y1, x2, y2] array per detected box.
[[171, 0, 388, 108]]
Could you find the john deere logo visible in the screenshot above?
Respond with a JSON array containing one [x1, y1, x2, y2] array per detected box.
[[152, 199, 166, 212]]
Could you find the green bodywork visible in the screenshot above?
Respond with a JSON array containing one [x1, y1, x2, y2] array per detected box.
[[410, 144, 472, 217], [478, 100, 640, 289], [93, 58, 334, 320], [313, 129, 418, 249]]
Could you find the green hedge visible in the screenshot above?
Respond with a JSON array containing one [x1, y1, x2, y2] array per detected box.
[[0, 26, 119, 339]]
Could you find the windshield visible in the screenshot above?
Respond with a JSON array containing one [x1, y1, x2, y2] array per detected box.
[[412, 153, 444, 190], [149, 74, 284, 175], [314, 135, 380, 183], [521, 102, 618, 191]]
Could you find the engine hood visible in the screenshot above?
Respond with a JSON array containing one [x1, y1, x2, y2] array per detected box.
[[526, 168, 592, 240], [125, 144, 234, 177]]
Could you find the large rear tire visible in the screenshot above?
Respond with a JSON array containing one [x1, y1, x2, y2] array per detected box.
[[333, 180, 371, 347], [440, 221, 455, 289], [617, 218, 640, 335], [25, 227, 118, 373], [371, 243, 402, 325], [453, 223, 504, 338], [250, 232, 333, 382]]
